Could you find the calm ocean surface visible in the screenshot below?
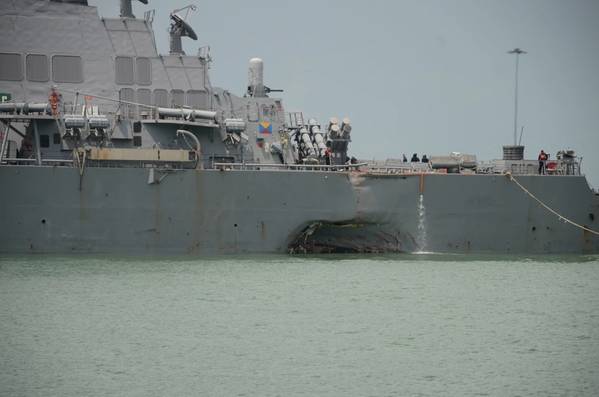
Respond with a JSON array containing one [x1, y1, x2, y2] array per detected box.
[[1, 254, 598, 397]]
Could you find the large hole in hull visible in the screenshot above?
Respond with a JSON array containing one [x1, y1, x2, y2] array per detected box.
[[288, 221, 404, 254]]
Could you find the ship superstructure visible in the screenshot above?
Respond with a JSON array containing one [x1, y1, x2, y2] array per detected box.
[[0, 0, 597, 254]]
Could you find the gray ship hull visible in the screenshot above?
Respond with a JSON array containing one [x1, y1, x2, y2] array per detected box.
[[1, 165, 597, 255]]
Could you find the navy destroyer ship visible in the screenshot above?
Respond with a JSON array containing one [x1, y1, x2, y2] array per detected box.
[[0, 0, 597, 255]]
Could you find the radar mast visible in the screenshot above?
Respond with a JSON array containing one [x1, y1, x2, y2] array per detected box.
[[169, 4, 198, 55]]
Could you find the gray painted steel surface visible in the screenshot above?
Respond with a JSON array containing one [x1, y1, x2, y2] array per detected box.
[[0, 166, 597, 254], [0, 0, 598, 255]]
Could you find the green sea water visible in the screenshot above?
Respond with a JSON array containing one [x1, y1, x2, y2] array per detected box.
[[1, 254, 598, 396]]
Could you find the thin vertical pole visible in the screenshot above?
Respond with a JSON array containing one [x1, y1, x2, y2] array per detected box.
[[513, 53, 519, 146], [33, 120, 42, 165], [508, 48, 526, 146]]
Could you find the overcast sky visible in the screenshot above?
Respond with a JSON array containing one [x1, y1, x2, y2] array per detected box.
[[90, 0, 599, 188]]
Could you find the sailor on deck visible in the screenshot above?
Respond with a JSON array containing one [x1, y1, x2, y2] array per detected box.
[[538, 150, 548, 174]]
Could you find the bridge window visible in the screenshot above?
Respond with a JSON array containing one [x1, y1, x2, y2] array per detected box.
[[153, 89, 168, 107], [52, 55, 82, 83], [52, 55, 83, 83], [26, 54, 49, 82], [115, 56, 134, 85], [0, 53, 23, 81], [171, 89, 184, 107], [119, 88, 135, 118], [136, 57, 151, 85], [186, 90, 208, 109], [137, 88, 151, 116], [137, 89, 151, 105]]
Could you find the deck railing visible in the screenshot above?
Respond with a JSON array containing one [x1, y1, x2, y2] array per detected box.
[[212, 162, 366, 172]]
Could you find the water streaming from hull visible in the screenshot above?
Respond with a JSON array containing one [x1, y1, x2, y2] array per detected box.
[[417, 194, 427, 252]]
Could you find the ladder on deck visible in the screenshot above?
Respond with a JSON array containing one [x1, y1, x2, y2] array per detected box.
[[0, 121, 10, 163]]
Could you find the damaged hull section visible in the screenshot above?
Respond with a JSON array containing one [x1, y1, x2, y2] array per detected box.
[[0, 167, 598, 255], [288, 221, 403, 254]]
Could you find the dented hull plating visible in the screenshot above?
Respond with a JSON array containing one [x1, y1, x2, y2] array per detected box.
[[0, 166, 597, 255]]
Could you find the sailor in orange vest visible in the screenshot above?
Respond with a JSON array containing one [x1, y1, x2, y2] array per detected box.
[[48, 85, 62, 117], [538, 150, 548, 175]]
